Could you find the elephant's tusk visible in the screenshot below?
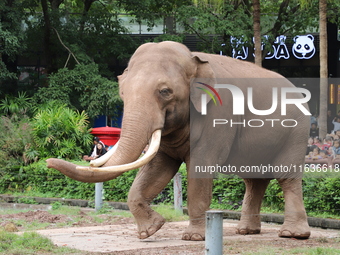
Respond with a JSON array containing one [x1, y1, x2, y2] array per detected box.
[[90, 141, 119, 167], [76, 129, 161, 173]]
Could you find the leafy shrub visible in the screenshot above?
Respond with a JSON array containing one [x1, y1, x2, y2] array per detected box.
[[262, 180, 285, 211], [0, 115, 36, 171], [0, 160, 138, 201], [31, 101, 92, 160], [51, 201, 63, 210], [104, 169, 139, 201], [0, 92, 32, 116], [212, 175, 245, 210], [3, 159, 340, 217], [303, 178, 340, 215], [32, 63, 122, 119], [152, 164, 188, 204]]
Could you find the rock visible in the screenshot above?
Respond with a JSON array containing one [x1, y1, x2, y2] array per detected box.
[[4, 222, 18, 232]]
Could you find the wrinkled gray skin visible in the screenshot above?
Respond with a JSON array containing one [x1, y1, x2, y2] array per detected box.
[[47, 41, 310, 241]]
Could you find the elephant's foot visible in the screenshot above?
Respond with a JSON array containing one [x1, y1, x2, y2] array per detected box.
[[278, 221, 310, 239], [137, 211, 166, 239], [182, 224, 205, 241], [236, 220, 261, 235]]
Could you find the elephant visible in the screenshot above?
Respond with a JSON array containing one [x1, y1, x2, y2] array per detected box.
[[47, 41, 311, 241]]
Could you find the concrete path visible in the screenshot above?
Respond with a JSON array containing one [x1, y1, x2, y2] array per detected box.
[[36, 220, 339, 253]]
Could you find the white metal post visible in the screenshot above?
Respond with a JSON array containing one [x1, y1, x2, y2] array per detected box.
[[205, 210, 223, 255], [173, 172, 183, 213], [95, 182, 103, 211]]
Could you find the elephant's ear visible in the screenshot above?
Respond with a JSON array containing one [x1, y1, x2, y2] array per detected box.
[[190, 53, 217, 113], [117, 68, 128, 82], [117, 68, 128, 99]]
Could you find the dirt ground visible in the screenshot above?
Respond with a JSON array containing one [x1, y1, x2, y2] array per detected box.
[[1, 209, 340, 254]]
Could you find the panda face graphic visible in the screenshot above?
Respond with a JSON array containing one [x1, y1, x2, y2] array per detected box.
[[292, 34, 316, 59]]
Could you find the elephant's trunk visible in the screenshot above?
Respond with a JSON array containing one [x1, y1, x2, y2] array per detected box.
[[46, 108, 163, 183], [77, 130, 161, 173]]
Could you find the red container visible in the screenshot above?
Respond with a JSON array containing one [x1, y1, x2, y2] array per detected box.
[[90, 126, 121, 146]]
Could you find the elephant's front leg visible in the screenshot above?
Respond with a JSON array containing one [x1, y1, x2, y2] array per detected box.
[[127, 152, 181, 239], [182, 169, 213, 241]]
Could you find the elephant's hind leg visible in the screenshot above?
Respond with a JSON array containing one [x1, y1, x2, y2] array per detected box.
[[128, 152, 181, 239], [236, 178, 270, 235], [277, 178, 310, 239]]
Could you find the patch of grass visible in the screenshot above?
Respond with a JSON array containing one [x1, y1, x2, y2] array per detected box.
[[306, 211, 340, 220], [153, 204, 189, 222], [290, 247, 340, 254], [102, 209, 133, 218], [0, 217, 51, 232], [243, 247, 279, 255], [6, 191, 57, 198], [22, 221, 51, 231], [0, 230, 78, 254], [50, 205, 81, 216], [258, 206, 340, 221], [51, 201, 63, 210], [260, 206, 283, 214], [0, 208, 31, 215], [240, 245, 340, 255]]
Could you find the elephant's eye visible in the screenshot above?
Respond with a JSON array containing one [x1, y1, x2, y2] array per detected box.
[[159, 88, 172, 97]]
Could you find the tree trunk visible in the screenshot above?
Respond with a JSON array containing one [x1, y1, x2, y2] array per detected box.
[[319, 0, 328, 138], [49, 0, 64, 10], [79, 0, 97, 33], [253, 0, 262, 66], [41, 0, 52, 73]]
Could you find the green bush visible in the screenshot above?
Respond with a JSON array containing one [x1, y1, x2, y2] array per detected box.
[[0, 92, 32, 116], [0, 160, 138, 201], [212, 175, 245, 210], [153, 164, 188, 204], [32, 63, 122, 119], [0, 115, 37, 171], [262, 180, 285, 211], [31, 101, 92, 160], [303, 178, 340, 215], [2, 159, 340, 217]]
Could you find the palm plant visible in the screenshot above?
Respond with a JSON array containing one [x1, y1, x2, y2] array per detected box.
[[0, 91, 32, 116], [32, 101, 93, 160]]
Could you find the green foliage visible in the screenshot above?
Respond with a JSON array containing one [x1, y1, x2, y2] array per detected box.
[[177, 2, 252, 53], [0, 1, 27, 96], [51, 201, 63, 210], [262, 181, 285, 211], [153, 204, 189, 221], [0, 1, 26, 80], [0, 160, 137, 202], [103, 169, 139, 201], [211, 175, 245, 210], [78, 6, 137, 63], [33, 63, 122, 119], [17, 197, 38, 204], [176, 0, 321, 53], [152, 34, 185, 43], [31, 101, 92, 159], [303, 178, 340, 215], [0, 92, 32, 116], [119, 0, 191, 30], [153, 164, 187, 204], [3, 158, 340, 217], [0, 230, 76, 254], [0, 115, 36, 172], [96, 202, 115, 214]]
